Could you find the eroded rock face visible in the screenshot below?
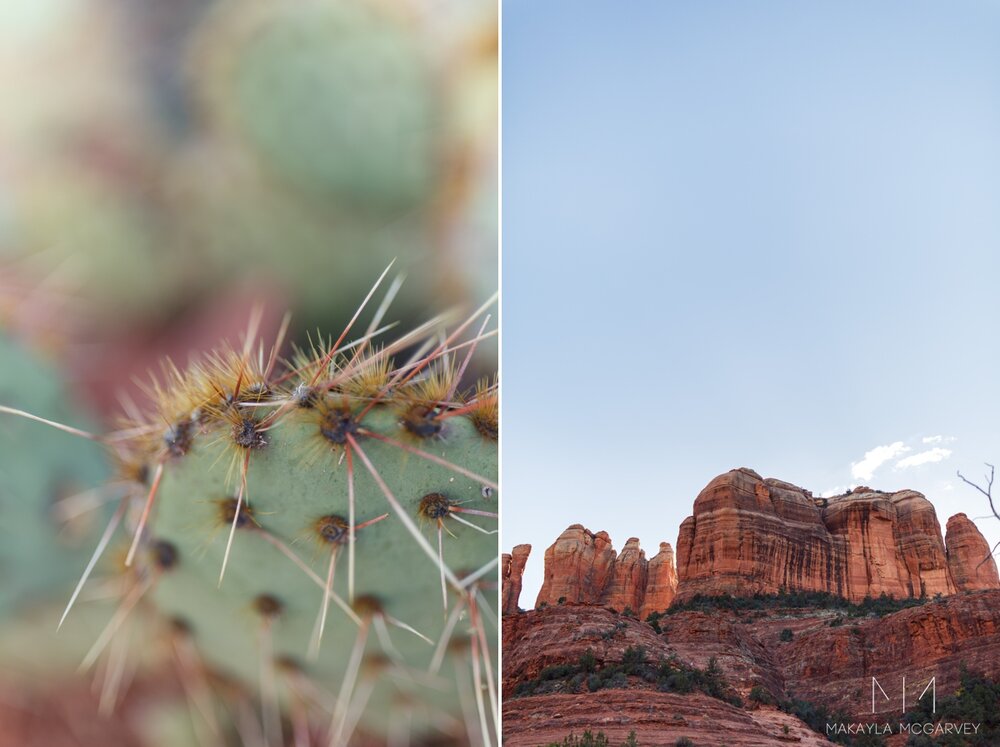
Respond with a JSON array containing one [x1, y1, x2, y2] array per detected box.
[[600, 537, 647, 613], [534, 528, 675, 614], [892, 490, 955, 597], [946, 513, 1000, 591], [675, 468, 986, 602], [529, 470, 995, 615], [502, 544, 531, 614], [640, 542, 677, 618], [535, 525, 617, 607], [676, 469, 845, 600]]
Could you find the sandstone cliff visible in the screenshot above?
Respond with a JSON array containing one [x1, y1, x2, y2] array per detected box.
[[523, 469, 997, 615], [533, 527, 677, 614], [501, 544, 531, 614], [675, 468, 997, 602], [946, 513, 1000, 591], [640, 542, 678, 619], [599, 537, 647, 612], [534, 525, 616, 607]]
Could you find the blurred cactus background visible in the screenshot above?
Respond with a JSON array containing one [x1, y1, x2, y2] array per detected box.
[[0, 0, 497, 407], [0, 0, 497, 744]]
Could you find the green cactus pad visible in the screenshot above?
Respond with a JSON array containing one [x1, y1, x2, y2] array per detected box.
[[149, 403, 496, 736], [0, 334, 110, 613], [111, 307, 500, 744]]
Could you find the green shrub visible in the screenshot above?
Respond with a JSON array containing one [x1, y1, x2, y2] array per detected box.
[[780, 628, 794, 642], [645, 611, 663, 633], [902, 665, 1000, 746], [544, 731, 610, 747], [666, 590, 927, 618], [544, 732, 639, 747], [748, 685, 777, 705], [622, 645, 647, 672]]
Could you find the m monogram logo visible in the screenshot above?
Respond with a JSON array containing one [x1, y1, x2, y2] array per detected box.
[[871, 676, 935, 714]]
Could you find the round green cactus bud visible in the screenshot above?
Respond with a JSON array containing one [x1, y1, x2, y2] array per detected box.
[[194, 0, 439, 211]]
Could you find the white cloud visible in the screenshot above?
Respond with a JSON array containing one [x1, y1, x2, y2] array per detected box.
[[922, 435, 956, 444], [895, 448, 953, 470], [851, 442, 910, 481]]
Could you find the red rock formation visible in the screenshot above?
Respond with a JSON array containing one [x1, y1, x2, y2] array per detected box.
[[781, 590, 1000, 719], [534, 527, 676, 614], [599, 537, 647, 613], [946, 513, 1000, 591], [891, 490, 955, 597], [676, 468, 970, 603], [535, 525, 616, 607], [503, 606, 859, 746], [502, 544, 531, 614], [502, 591, 1000, 745], [676, 469, 847, 600], [503, 691, 833, 747], [639, 542, 677, 618], [529, 470, 995, 615]]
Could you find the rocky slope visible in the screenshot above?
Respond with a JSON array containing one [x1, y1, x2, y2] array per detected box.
[[503, 592, 1000, 746], [502, 605, 835, 747], [503, 691, 833, 747]]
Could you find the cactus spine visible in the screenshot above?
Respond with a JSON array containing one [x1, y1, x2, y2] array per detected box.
[[28, 284, 500, 745]]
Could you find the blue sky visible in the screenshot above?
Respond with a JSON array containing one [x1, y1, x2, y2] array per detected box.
[[503, 1, 1000, 605]]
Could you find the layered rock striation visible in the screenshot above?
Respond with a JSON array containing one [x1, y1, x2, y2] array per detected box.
[[675, 468, 998, 602], [502, 591, 1000, 744], [532, 526, 677, 614]]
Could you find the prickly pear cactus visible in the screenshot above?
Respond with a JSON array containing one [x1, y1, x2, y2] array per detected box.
[[0, 333, 110, 613], [193, 0, 439, 211], [108, 298, 498, 745]]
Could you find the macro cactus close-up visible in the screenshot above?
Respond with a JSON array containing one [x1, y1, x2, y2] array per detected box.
[[0, 0, 498, 744], [1, 280, 499, 746]]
